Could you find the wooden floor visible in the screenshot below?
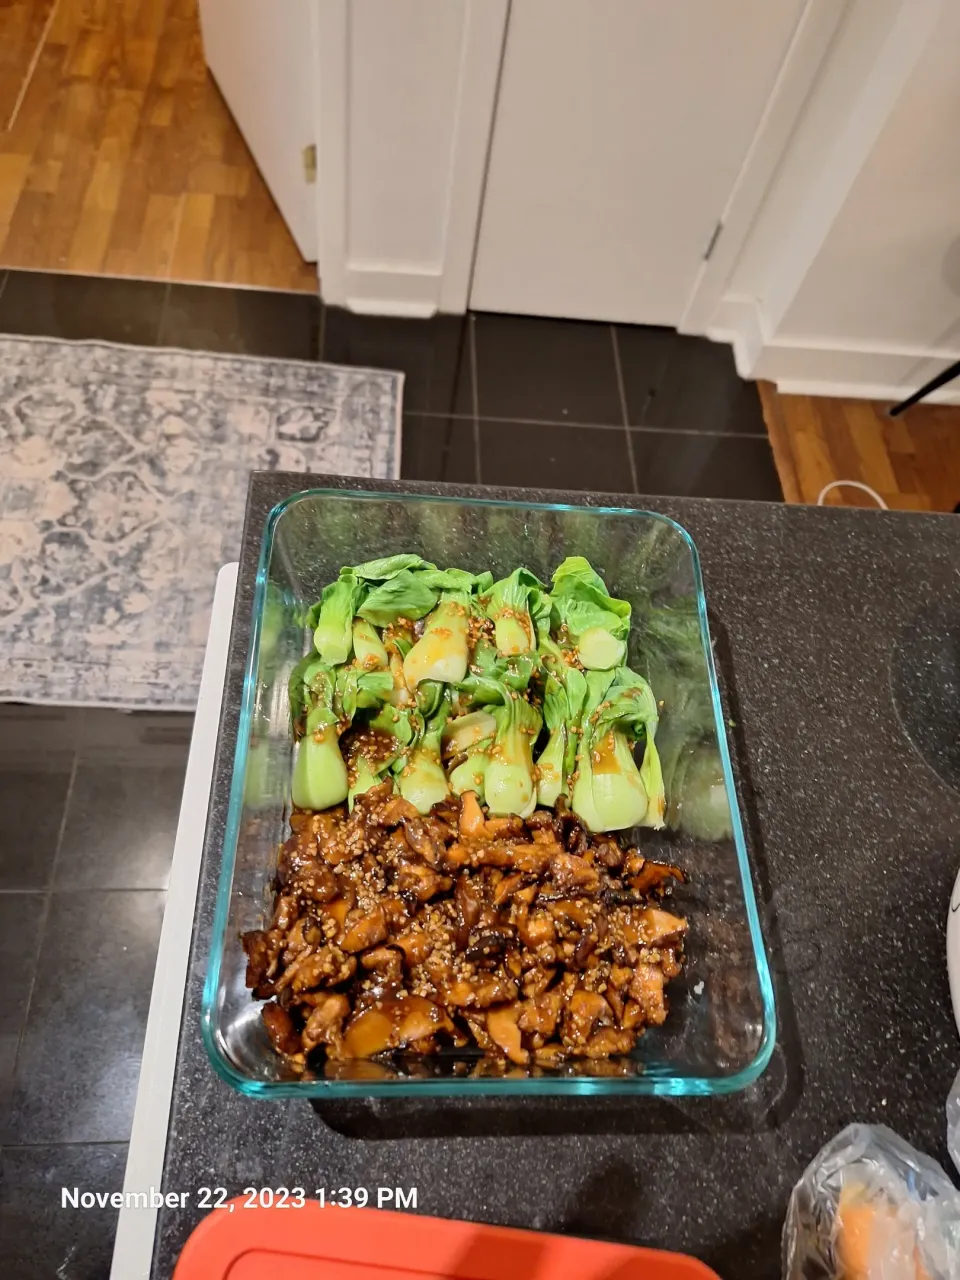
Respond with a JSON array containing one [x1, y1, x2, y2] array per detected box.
[[0, 0, 316, 291], [759, 382, 960, 513]]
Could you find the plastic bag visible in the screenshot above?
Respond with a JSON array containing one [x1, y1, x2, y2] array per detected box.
[[946, 1068, 960, 1178], [782, 1123, 960, 1279]]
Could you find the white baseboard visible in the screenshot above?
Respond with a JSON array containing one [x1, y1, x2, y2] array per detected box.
[[774, 378, 960, 405], [706, 295, 767, 380], [338, 263, 442, 318], [707, 295, 960, 404]]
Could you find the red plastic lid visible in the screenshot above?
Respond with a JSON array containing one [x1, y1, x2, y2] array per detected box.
[[173, 1201, 722, 1279]]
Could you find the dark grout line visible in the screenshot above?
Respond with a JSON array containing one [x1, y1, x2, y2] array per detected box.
[[9, 886, 52, 1100], [610, 324, 638, 493], [46, 755, 78, 887], [413, 408, 767, 439], [1, 1139, 130, 1151], [609, 324, 629, 427], [7, 753, 81, 1084], [468, 314, 482, 484]]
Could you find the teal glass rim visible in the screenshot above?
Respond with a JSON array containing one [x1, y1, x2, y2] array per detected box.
[[201, 486, 777, 1098]]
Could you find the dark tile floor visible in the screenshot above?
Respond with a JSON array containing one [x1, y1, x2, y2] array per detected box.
[[0, 268, 782, 502], [0, 705, 190, 1277], [0, 268, 779, 1276]]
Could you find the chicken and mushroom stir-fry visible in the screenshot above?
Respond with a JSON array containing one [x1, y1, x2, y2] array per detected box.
[[242, 783, 687, 1070]]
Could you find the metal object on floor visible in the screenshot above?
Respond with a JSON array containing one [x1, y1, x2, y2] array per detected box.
[[888, 357, 960, 416]]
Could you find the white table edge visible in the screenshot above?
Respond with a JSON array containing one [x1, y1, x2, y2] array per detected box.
[[110, 562, 238, 1280]]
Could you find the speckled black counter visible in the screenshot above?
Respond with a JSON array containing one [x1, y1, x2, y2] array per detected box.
[[151, 474, 960, 1279]]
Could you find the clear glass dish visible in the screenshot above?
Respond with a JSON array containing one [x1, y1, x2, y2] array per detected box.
[[202, 488, 776, 1097]]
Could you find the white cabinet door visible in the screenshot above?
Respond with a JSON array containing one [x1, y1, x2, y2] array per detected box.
[[470, 0, 806, 325], [198, 0, 318, 261]]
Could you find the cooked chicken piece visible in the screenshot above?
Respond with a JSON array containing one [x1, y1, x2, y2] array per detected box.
[[241, 929, 282, 990], [515, 906, 556, 948], [485, 816, 525, 839], [521, 966, 556, 998], [380, 894, 411, 929], [573, 926, 600, 968], [629, 962, 667, 1025], [337, 996, 452, 1058], [292, 864, 339, 903], [530, 827, 557, 844], [580, 1028, 635, 1058], [261, 1001, 303, 1056], [272, 894, 300, 932], [638, 907, 687, 947], [518, 988, 563, 1038], [360, 947, 404, 981], [549, 851, 601, 895], [442, 975, 519, 1008], [438, 841, 470, 870], [486, 1004, 528, 1065], [622, 999, 644, 1030], [492, 872, 525, 907], [623, 851, 645, 877], [472, 843, 553, 874], [394, 860, 450, 902], [595, 840, 623, 869], [564, 989, 613, 1047], [373, 794, 420, 827], [321, 896, 353, 930], [339, 906, 388, 953], [402, 816, 442, 862], [533, 1043, 566, 1067], [393, 926, 433, 966], [660, 948, 683, 981], [301, 993, 350, 1051], [393, 995, 453, 1045], [464, 1015, 495, 1054], [276, 833, 318, 885], [338, 1008, 394, 1058], [296, 944, 356, 987], [547, 899, 593, 930], [280, 921, 317, 967]]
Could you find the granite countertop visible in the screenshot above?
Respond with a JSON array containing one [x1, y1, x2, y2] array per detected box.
[[152, 474, 960, 1278]]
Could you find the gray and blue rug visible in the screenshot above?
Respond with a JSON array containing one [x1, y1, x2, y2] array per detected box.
[[0, 336, 402, 709]]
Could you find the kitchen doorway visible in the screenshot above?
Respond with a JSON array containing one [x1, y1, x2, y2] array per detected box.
[[0, 0, 317, 291]]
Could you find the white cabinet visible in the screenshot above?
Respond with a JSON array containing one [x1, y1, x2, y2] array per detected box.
[[198, 0, 319, 261], [469, 0, 806, 325]]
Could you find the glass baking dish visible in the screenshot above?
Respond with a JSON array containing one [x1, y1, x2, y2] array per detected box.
[[202, 487, 775, 1097]]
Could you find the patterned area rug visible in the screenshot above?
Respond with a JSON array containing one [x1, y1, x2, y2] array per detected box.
[[0, 336, 402, 709]]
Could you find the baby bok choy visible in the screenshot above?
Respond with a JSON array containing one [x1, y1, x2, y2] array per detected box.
[[571, 667, 665, 832], [292, 552, 679, 830], [289, 659, 349, 811], [481, 679, 542, 818], [484, 568, 546, 656], [550, 556, 631, 671], [534, 669, 586, 808], [394, 698, 451, 814]]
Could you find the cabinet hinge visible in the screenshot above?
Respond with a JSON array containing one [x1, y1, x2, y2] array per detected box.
[[703, 219, 723, 262], [302, 144, 317, 185]]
